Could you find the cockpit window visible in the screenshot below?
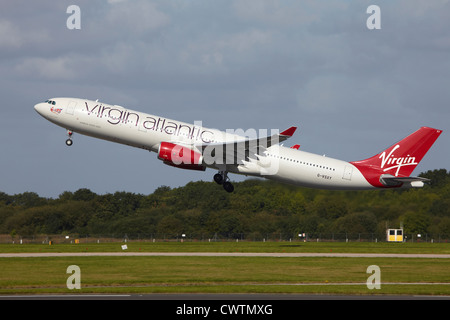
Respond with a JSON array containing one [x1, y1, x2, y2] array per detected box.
[[45, 100, 56, 105]]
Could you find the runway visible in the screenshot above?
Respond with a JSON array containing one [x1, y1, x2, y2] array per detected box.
[[1, 252, 450, 258], [1, 293, 449, 300]]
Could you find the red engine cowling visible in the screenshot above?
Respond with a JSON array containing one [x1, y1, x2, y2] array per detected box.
[[158, 142, 206, 171]]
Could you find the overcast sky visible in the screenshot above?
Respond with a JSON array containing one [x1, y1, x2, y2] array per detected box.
[[1, 0, 449, 198]]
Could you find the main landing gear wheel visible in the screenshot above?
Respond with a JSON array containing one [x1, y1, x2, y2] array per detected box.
[[213, 173, 224, 185], [214, 171, 234, 193], [66, 130, 73, 146], [222, 181, 234, 193]]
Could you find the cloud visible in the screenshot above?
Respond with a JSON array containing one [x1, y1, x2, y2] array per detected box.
[[0, 19, 50, 50], [232, 0, 320, 27], [103, 1, 170, 34], [15, 56, 81, 81], [178, 28, 273, 75]]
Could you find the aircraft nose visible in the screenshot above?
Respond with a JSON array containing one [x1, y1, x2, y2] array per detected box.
[[34, 102, 46, 115]]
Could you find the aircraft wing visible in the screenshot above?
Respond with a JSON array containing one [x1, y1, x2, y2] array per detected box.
[[197, 126, 297, 165], [379, 174, 430, 187]]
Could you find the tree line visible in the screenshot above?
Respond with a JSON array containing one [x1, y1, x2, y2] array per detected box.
[[1, 169, 449, 240]]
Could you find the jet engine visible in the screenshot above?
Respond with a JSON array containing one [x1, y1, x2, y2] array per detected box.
[[157, 142, 206, 171]]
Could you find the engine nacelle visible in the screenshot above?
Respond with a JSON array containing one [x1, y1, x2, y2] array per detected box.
[[158, 142, 206, 171]]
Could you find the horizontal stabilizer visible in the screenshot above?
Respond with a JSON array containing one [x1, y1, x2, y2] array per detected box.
[[380, 174, 430, 188]]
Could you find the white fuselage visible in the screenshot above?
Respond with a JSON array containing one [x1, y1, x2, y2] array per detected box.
[[261, 145, 370, 189], [34, 97, 373, 190]]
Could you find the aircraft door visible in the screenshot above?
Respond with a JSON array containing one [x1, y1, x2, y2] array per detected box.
[[66, 101, 76, 115], [342, 165, 353, 181]]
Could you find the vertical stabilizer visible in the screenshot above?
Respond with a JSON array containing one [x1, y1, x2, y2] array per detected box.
[[351, 127, 442, 187]]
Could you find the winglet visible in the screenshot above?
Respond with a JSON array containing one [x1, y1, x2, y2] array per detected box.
[[280, 127, 297, 137]]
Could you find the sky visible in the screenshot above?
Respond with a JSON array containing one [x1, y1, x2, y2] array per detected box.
[[1, 0, 449, 198]]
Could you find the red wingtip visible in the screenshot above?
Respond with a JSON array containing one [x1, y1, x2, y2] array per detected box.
[[281, 126, 297, 137]]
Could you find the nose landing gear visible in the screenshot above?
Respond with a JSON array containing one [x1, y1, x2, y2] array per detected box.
[[66, 130, 73, 146], [214, 171, 234, 193]]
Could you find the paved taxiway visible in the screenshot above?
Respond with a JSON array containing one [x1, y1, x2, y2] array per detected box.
[[1, 293, 449, 300]]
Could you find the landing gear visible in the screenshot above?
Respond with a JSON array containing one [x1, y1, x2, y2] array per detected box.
[[213, 171, 234, 193], [66, 130, 73, 146], [223, 181, 234, 193], [213, 173, 224, 185]]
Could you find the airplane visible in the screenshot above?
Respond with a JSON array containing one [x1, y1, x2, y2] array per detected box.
[[34, 97, 442, 193]]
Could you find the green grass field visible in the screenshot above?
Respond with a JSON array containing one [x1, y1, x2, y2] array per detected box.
[[1, 240, 450, 254], [1, 242, 449, 296]]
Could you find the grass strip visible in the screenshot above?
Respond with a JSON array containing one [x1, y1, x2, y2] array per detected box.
[[1, 241, 450, 254], [1, 256, 449, 295]]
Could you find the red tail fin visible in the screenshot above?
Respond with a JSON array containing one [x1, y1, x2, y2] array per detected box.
[[351, 127, 442, 187]]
